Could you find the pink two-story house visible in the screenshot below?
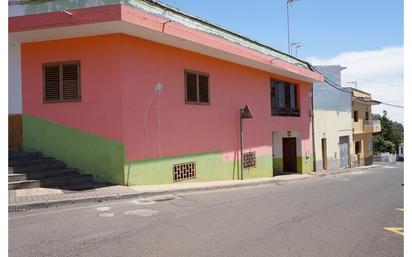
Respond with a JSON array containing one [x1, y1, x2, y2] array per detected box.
[[9, 0, 322, 185]]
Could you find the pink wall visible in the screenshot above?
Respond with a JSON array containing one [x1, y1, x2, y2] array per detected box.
[[21, 34, 124, 142], [21, 34, 313, 161], [118, 34, 313, 161]]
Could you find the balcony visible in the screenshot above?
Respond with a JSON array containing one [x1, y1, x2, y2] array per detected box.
[[363, 120, 381, 133]]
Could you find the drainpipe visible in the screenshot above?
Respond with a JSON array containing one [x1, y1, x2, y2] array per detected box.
[[311, 85, 317, 172], [240, 109, 244, 180]]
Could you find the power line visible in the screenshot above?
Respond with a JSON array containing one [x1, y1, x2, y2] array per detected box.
[[379, 102, 404, 108], [307, 63, 404, 109], [326, 69, 403, 87], [309, 65, 352, 93]]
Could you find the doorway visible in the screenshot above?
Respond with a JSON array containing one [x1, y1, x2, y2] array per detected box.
[[321, 138, 327, 170], [339, 136, 350, 168], [282, 137, 297, 173]]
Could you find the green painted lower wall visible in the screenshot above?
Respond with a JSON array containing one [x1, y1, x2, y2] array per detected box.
[[273, 155, 314, 175], [22, 115, 312, 185], [297, 155, 314, 174], [273, 158, 283, 176], [23, 115, 125, 184], [124, 152, 273, 185]]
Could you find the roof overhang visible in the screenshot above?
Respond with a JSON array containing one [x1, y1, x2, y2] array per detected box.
[[9, 4, 323, 83], [353, 97, 381, 105]]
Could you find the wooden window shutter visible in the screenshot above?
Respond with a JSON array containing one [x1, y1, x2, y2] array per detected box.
[[43, 65, 60, 102], [198, 75, 209, 103], [43, 61, 80, 103], [186, 72, 198, 102], [62, 62, 80, 101]]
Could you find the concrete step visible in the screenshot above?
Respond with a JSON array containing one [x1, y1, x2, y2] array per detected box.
[[9, 180, 41, 190], [8, 149, 97, 191], [41, 174, 94, 188], [8, 173, 27, 183], [9, 157, 55, 167], [9, 151, 41, 160], [25, 168, 80, 180], [9, 162, 66, 174]]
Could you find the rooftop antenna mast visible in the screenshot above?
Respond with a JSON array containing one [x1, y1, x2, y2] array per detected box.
[[347, 81, 358, 89], [287, 0, 299, 55]]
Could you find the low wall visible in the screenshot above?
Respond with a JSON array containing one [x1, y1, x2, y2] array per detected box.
[[373, 153, 397, 163]]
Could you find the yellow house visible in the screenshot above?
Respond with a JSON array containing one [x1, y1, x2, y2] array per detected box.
[[347, 88, 381, 166]]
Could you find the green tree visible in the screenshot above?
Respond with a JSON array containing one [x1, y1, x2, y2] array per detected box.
[[373, 111, 403, 154]]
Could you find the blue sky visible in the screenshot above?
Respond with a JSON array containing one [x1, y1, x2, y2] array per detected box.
[[161, 0, 403, 58], [161, 0, 404, 123]]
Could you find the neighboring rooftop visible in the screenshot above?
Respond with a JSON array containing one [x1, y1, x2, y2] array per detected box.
[[312, 65, 352, 112], [344, 87, 381, 105], [314, 65, 346, 87]]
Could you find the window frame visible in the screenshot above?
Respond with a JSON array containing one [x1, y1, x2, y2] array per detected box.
[[270, 79, 300, 117], [184, 69, 210, 105], [42, 60, 81, 103]]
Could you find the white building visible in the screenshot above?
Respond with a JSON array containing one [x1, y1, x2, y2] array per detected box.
[[312, 65, 354, 171]]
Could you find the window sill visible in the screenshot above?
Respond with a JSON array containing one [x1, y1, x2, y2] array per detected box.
[[185, 101, 210, 105]]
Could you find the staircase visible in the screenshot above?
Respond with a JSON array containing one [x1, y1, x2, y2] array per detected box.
[[9, 149, 94, 190]]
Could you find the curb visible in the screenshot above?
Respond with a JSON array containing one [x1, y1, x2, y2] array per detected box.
[[311, 164, 382, 177], [9, 164, 382, 212], [9, 175, 312, 212]]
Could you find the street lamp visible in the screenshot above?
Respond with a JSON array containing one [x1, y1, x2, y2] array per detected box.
[[240, 105, 253, 180], [287, 0, 299, 54]]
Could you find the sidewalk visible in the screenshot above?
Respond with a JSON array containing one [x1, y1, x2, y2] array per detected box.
[[8, 164, 382, 212]]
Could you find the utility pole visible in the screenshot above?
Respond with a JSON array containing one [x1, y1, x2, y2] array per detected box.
[[287, 0, 299, 54]]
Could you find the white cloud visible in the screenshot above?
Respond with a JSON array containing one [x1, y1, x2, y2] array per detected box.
[[306, 46, 404, 123]]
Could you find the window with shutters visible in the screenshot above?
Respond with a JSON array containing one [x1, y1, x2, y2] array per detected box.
[[43, 61, 81, 103], [185, 70, 209, 104], [270, 79, 299, 116]]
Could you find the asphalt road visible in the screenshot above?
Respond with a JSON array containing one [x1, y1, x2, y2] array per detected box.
[[9, 163, 404, 257]]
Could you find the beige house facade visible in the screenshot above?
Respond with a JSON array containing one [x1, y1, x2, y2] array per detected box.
[[313, 66, 354, 171], [348, 88, 381, 166]]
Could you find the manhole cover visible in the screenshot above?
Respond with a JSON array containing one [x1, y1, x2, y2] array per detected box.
[[123, 209, 159, 217]]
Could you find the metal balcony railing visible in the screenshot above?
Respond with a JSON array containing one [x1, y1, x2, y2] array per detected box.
[[271, 107, 300, 117], [363, 120, 381, 133]]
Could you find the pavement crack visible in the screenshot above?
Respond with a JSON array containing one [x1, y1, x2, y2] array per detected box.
[[348, 240, 362, 257]]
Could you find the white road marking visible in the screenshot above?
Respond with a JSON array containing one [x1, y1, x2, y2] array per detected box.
[[98, 212, 115, 218], [96, 207, 111, 211], [131, 199, 156, 205], [123, 209, 159, 217], [9, 200, 143, 220]]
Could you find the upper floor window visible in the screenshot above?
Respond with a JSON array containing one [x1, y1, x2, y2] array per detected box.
[[271, 80, 299, 116], [365, 111, 369, 121], [43, 61, 81, 103], [354, 111, 359, 122], [185, 70, 209, 104]]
